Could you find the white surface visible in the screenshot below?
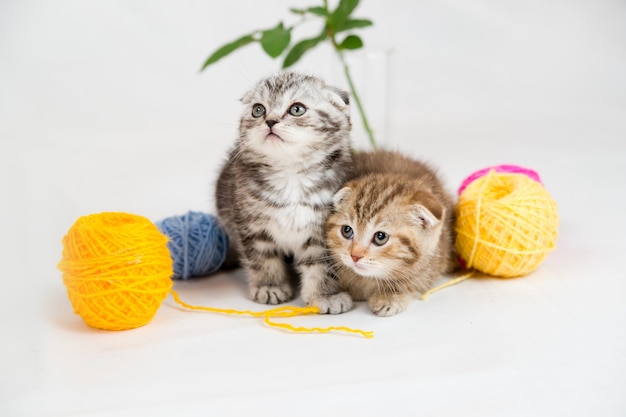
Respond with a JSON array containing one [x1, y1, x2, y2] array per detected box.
[[2, 1, 625, 416]]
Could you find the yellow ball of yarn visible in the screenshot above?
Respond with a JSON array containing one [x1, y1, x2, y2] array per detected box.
[[58, 212, 173, 330], [455, 170, 559, 278]]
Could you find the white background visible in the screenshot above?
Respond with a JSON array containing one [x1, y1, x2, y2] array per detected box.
[[1, 1, 625, 416]]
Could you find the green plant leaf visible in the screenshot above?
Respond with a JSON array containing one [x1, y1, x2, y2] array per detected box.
[[307, 6, 328, 16], [260, 23, 291, 58], [291, 6, 328, 16], [335, 18, 372, 33], [282, 34, 325, 68], [330, 0, 361, 33], [334, 0, 360, 19], [200, 34, 256, 71], [339, 34, 363, 50]]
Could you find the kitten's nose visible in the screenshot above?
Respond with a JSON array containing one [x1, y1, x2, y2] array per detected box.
[[351, 255, 363, 263], [266, 120, 278, 128]]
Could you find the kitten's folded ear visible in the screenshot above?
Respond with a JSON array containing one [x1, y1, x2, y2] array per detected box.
[[332, 187, 352, 209], [329, 87, 350, 106], [412, 197, 444, 229], [240, 91, 254, 105]]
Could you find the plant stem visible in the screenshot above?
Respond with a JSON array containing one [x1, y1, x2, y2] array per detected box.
[[336, 49, 377, 149], [322, 0, 376, 148]]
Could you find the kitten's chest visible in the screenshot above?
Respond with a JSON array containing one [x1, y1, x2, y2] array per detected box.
[[253, 169, 337, 245], [265, 169, 334, 205]]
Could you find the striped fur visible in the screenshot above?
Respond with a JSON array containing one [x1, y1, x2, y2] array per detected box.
[[216, 72, 353, 314], [325, 149, 458, 316]]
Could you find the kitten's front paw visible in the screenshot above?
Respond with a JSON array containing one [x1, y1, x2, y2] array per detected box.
[[309, 292, 353, 314], [251, 284, 293, 305], [368, 294, 410, 317]]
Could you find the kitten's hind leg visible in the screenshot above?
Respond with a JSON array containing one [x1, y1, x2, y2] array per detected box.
[[240, 241, 293, 305]]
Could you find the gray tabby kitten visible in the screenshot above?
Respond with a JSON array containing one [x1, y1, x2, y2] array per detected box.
[[325, 149, 458, 316], [215, 72, 354, 314]]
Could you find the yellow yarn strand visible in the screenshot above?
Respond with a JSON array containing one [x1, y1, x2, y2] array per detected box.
[[421, 271, 475, 301], [263, 311, 375, 338], [169, 290, 374, 338]]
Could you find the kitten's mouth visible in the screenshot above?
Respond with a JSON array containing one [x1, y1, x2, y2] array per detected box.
[[346, 259, 380, 277], [350, 261, 368, 272], [266, 132, 284, 142]]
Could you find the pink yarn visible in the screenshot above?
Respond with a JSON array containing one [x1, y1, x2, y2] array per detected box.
[[458, 165, 543, 195]]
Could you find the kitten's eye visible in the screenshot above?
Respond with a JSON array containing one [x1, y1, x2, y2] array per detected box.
[[252, 104, 266, 118], [288, 103, 307, 117], [340, 225, 354, 239], [372, 231, 389, 246]]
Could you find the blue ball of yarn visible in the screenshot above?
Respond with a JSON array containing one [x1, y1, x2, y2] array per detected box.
[[156, 211, 228, 279]]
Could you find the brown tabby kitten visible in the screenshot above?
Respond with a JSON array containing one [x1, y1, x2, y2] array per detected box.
[[325, 149, 457, 316], [215, 72, 354, 314]]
